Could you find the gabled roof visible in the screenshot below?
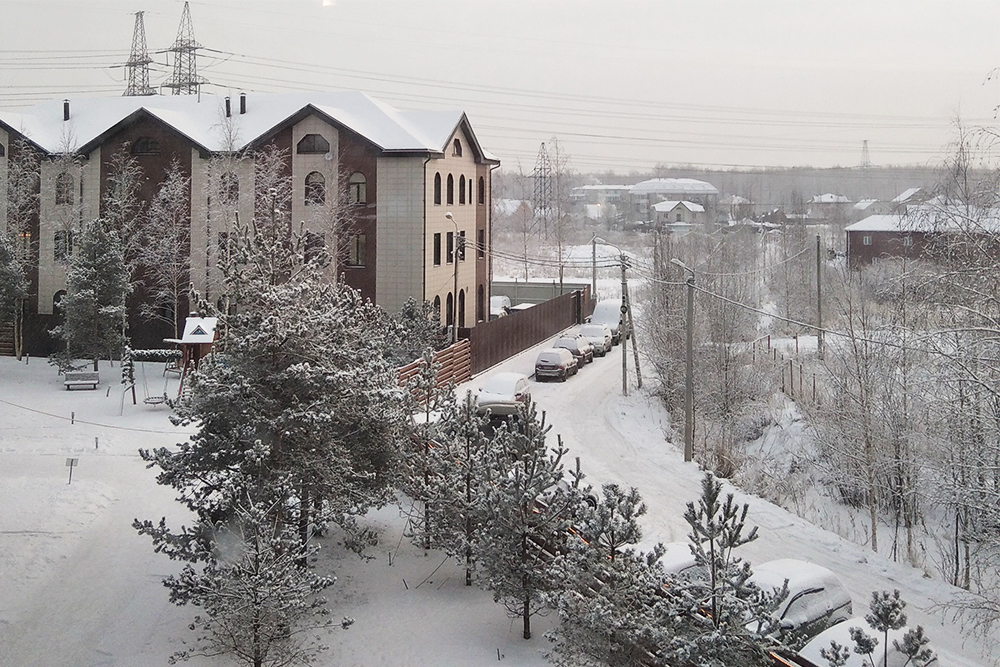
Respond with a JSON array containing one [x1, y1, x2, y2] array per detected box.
[[810, 193, 850, 204], [844, 205, 1000, 233], [853, 198, 880, 210], [892, 187, 922, 204], [651, 200, 705, 213], [0, 91, 496, 162]]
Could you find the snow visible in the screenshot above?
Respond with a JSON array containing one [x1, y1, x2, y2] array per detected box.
[[799, 616, 938, 667], [0, 337, 991, 666]]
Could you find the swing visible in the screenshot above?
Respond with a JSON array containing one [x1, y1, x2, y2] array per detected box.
[[140, 360, 169, 405]]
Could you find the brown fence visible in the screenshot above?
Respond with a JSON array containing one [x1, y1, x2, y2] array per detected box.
[[397, 338, 472, 390], [461, 288, 592, 375]]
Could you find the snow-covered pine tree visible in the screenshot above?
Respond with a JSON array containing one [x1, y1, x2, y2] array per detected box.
[[386, 297, 447, 367], [139, 489, 345, 667], [1, 139, 39, 360], [474, 400, 587, 639], [139, 159, 190, 338], [830, 590, 935, 667], [49, 217, 131, 371], [666, 472, 785, 666]]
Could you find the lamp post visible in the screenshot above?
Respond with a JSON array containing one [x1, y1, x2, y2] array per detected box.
[[671, 258, 695, 463], [445, 212, 459, 343], [590, 233, 598, 300], [594, 237, 629, 396]]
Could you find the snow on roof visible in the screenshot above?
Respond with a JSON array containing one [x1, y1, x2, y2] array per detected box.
[[180, 317, 218, 344], [810, 193, 850, 204], [651, 200, 705, 213], [0, 92, 474, 157], [750, 558, 840, 592], [892, 187, 922, 203], [854, 198, 879, 210], [844, 205, 1000, 233], [494, 198, 530, 217], [572, 184, 632, 191], [630, 178, 719, 195], [661, 542, 697, 574]]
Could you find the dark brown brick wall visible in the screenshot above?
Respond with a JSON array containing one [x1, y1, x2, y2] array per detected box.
[[338, 128, 378, 301]]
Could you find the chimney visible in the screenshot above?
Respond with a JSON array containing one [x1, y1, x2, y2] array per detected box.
[[63, 99, 70, 121], [239, 92, 246, 115], [225, 96, 231, 118]]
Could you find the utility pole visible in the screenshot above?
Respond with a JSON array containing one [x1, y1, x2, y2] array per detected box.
[[123, 12, 155, 97], [591, 235, 597, 300], [623, 276, 642, 389], [164, 2, 206, 96], [620, 255, 628, 396], [672, 259, 695, 463], [816, 234, 824, 360]]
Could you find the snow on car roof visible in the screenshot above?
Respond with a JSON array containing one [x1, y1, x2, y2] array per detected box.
[[799, 617, 936, 667], [750, 558, 840, 591]]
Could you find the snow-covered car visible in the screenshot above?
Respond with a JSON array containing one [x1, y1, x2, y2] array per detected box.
[[749, 559, 852, 641], [553, 334, 594, 365], [660, 542, 699, 577], [798, 616, 938, 667], [475, 372, 530, 417], [589, 299, 625, 344], [489, 295, 511, 320], [534, 348, 578, 382], [576, 322, 613, 356]]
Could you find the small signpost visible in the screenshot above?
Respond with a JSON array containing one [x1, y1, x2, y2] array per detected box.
[[66, 457, 79, 484]]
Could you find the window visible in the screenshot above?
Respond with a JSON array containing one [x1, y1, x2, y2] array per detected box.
[[305, 171, 325, 206], [862, 235, 872, 246], [477, 229, 485, 258], [131, 137, 160, 156], [477, 284, 484, 321], [218, 231, 236, 261], [54, 230, 73, 261], [902, 236, 913, 247], [459, 175, 466, 204], [219, 172, 239, 206], [53, 290, 66, 312], [0, 143, 5, 157], [447, 231, 454, 264], [446, 292, 454, 327], [349, 172, 367, 205], [458, 289, 466, 328], [433, 295, 441, 322], [676, 213, 683, 222], [459, 230, 466, 261], [433, 173, 442, 205], [446, 174, 454, 205], [453, 138, 462, 157], [297, 133, 330, 154], [433, 232, 442, 266], [347, 234, 366, 267], [478, 177, 485, 205], [469, 178, 473, 204], [55, 172, 74, 205]]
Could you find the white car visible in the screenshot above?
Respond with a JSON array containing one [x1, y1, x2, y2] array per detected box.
[[589, 299, 625, 344], [577, 323, 613, 356], [749, 559, 853, 640], [475, 372, 530, 417], [799, 616, 938, 667]]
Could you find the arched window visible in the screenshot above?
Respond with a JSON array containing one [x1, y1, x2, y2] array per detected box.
[[469, 178, 473, 204], [458, 289, 466, 328], [130, 137, 160, 156], [0, 143, 5, 157], [453, 139, 462, 157], [446, 293, 454, 328], [55, 172, 74, 206], [477, 284, 484, 322], [53, 289, 67, 312], [433, 295, 442, 323], [433, 173, 442, 205], [478, 177, 485, 205], [297, 133, 330, 154], [459, 175, 466, 205], [349, 172, 367, 205], [446, 174, 454, 205], [305, 171, 325, 206], [219, 172, 239, 206]]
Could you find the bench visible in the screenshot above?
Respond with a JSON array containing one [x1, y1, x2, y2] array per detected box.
[[64, 371, 100, 391]]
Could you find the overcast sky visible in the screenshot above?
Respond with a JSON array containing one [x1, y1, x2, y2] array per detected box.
[[3, 0, 999, 173]]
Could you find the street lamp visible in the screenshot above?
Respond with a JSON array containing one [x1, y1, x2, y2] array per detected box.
[[671, 258, 695, 463], [445, 212, 460, 343]]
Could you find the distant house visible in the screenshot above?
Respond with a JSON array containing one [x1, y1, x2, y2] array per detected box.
[[807, 193, 852, 221], [852, 199, 892, 220], [628, 178, 719, 223], [844, 204, 1000, 265], [651, 200, 705, 227]]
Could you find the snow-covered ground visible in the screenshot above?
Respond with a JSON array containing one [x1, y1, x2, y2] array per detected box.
[[0, 340, 989, 666]]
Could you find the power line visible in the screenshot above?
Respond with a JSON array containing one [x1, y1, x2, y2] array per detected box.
[[0, 397, 193, 435]]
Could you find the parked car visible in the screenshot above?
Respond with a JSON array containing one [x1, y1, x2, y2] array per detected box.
[[553, 334, 594, 365], [749, 559, 853, 641], [589, 299, 625, 344], [576, 322, 613, 356], [798, 616, 938, 667], [534, 348, 578, 382], [475, 372, 531, 417], [489, 295, 511, 320], [660, 542, 699, 578]]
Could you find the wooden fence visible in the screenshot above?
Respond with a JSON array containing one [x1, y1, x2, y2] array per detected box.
[[397, 339, 473, 390]]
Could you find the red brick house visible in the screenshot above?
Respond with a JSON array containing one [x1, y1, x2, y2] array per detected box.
[[0, 92, 499, 353]]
